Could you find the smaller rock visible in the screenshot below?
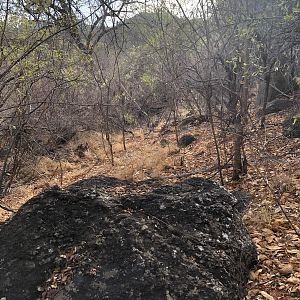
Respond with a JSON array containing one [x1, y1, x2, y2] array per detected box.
[[265, 98, 295, 115], [180, 115, 198, 127], [179, 115, 208, 128], [160, 139, 170, 147], [178, 135, 196, 147], [282, 115, 300, 138]]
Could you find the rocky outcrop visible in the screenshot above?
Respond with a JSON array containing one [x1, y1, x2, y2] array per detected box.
[[179, 115, 209, 129], [264, 98, 295, 115], [256, 71, 292, 106], [283, 115, 300, 138], [0, 176, 257, 300]]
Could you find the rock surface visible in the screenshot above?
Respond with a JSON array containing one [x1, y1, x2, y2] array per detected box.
[[179, 115, 209, 129], [256, 71, 292, 105], [0, 176, 257, 300], [178, 135, 197, 147], [264, 98, 295, 115], [283, 115, 300, 138]]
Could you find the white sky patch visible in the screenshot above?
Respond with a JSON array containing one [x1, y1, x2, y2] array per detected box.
[[78, 0, 205, 26], [142, 0, 203, 17], [123, 0, 202, 18]]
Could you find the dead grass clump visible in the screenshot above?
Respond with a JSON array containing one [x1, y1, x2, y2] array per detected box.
[[113, 145, 173, 181], [36, 156, 74, 176], [271, 174, 295, 193], [67, 131, 105, 160], [67, 131, 137, 162]]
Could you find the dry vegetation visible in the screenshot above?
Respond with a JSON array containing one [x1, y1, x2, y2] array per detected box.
[[0, 1, 299, 298], [0, 106, 300, 300]]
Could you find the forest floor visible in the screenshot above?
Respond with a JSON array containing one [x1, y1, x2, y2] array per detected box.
[[0, 108, 299, 300]]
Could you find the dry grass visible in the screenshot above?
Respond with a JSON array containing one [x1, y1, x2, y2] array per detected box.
[[113, 138, 179, 181], [35, 156, 74, 176], [0, 127, 183, 222]]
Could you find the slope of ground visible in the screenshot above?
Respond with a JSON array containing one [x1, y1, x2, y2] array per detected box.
[[0, 108, 299, 299]]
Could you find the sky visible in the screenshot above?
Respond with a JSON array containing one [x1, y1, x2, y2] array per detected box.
[[80, 0, 200, 22]]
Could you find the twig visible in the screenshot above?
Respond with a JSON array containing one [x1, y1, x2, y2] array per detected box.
[[0, 203, 16, 213], [274, 189, 300, 237], [263, 176, 300, 237]]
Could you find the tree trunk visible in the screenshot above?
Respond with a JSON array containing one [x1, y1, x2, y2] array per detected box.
[[232, 42, 250, 180], [225, 64, 244, 181], [232, 115, 243, 181], [206, 91, 224, 185], [260, 71, 271, 128], [173, 109, 179, 146]]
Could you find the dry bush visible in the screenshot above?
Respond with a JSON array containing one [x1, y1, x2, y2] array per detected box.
[[66, 130, 137, 162], [270, 174, 294, 193], [244, 199, 275, 226], [113, 141, 178, 181], [34, 157, 74, 177], [17, 155, 74, 187], [66, 131, 104, 160]]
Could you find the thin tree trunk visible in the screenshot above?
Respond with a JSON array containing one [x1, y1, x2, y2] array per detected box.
[[173, 109, 179, 146], [232, 41, 250, 180], [232, 115, 243, 181], [122, 125, 126, 151], [121, 99, 127, 151], [260, 71, 271, 128], [225, 64, 244, 181], [206, 95, 224, 185]]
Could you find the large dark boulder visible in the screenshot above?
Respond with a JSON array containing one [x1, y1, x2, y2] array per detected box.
[[0, 176, 257, 300], [264, 98, 295, 115], [178, 134, 197, 147], [256, 71, 292, 105], [283, 115, 300, 138]]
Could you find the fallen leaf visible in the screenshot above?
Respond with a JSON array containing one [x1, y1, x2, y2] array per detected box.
[[287, 249, 300, 255], [294, 272, 300, 278], [266, 235, 275, 243], [258, 254, 268, 261], [264, 260, 274, 267], [278, 263, 294, 275], [260, 290, 274, 300], [287, 276, 300, 284], [266, 245, 283, 251], [250, 269, 263, 280]]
